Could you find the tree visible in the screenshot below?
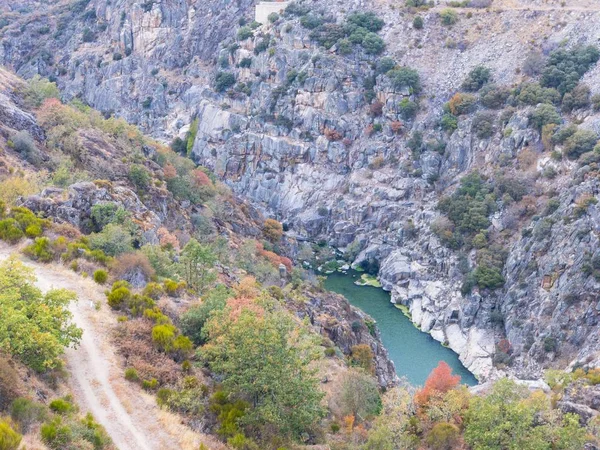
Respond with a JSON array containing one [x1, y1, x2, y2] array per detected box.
[[361, 32, 385, 55], [462, 66, 492, 92], [0, 257, 82, 372], [529, 104, 562, 129], [180, 285, 232, 345], [339, 369, 382, 419], [448, 93, 477, 115], [426, 422, 460, 450], [88, 223, 133, 257], [464, 379, 587, 450], [263, 218, 283, 243], [128, 164, 150, 191], [180, 238, 217, 293], [351, 344, 375, 373], [387, 67, 421, 93], [414, 362, 461, 408], [215, 72, 236, 92], [563, 129, 598, 159], [363, 387, 418, 450], [23, 75, 60, 107], [202, 306, 325, 440]]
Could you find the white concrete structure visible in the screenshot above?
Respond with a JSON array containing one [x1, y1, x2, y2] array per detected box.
[[255, 1, 290, 24]]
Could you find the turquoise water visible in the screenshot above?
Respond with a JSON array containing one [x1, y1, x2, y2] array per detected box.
[[324, 271, 478, 387]]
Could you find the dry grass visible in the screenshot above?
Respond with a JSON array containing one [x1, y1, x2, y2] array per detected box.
[[157, 409, 230, 450]]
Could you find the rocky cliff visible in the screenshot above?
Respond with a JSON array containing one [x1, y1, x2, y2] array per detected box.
[[4, 0, 600, 382]]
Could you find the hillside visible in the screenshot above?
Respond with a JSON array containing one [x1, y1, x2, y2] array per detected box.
[[1, 0, 600, 448]]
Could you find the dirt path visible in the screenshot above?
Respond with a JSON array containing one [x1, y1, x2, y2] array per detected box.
[[0, 244, 223, 450]]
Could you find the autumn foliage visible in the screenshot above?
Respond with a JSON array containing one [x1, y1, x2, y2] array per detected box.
[[256, 242, 292, 272], [415, 361, 461, 408]]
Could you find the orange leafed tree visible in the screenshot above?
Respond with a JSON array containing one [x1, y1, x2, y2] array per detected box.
[[414, 361, 461, 408]]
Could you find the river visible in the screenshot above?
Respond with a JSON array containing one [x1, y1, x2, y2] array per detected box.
[[324, 270, 478, 386]]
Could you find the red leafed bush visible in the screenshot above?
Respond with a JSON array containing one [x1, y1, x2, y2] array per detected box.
[[324, 127, 343, 141], [370, 100, 384, 117], [163, 163, 177, 179], [390, 121, 403, 134], [191, 169, 212, 187], [256, 242, 292, 272], [414, 361, 461, 408]]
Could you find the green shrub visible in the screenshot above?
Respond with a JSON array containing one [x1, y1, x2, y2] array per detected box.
[[479, 84, 510, 109], [152, 324, 177, 351], [529, 104, 562, 129], [413, 15, 424, 29], [562, 84, 591, 111], [89, 223, 133, 257], [564, 129, 598, 159], [237, 26, 253, 40], [180, 285, 231, 345], [163, 279, 185, 297], [49, 398, 74, 415], [471, 112, 496, 139], [541, 46, 599, 95], [142, 378, 159, 391], [398, 98, 418, 120], [336, 38, 352, 55], [127, 294, 155, 317], [448, 92, 477, 115], [426, 422, 460, 450], [387, 67, 420, 93], [128, 164, 150, 191], [23, 237, 54, 262], [361, 32, 385, 54], [462, 65, 491, 92], [300, 14, 323, 30], [41, 417, 72, 448], [516, 82, 560, 106], [440, 113, 458, 132], [238, 57, 252, 68], [376, 57, 396, 75], [106, 286, 131, 309], [90, 202, 130, 231], [324, 347, 336, 357], [310, 23, 345, 49], [267, 12, 279, 23], [440, 9, 458, 26], [142, 281, 165, 300], [124, 367, 139, 381], [215, 72, 236, 92], [436, 171, 494, 248], [10, 398, 46, 433], [0, 419, 22, 450], [11, 130, 42, 166], [93, 269, 108, 284], [0, 219, 25, 244], [346, 11, 384, 32], [23, 75, 60, 107]]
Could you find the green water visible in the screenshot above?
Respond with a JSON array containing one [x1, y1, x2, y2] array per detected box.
[[325, 271, 478, 387]]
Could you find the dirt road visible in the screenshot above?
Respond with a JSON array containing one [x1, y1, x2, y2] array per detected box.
[[0, 244, 222, 450]]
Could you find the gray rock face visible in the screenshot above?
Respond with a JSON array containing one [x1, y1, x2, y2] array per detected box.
[[20, 181, 161, 233]]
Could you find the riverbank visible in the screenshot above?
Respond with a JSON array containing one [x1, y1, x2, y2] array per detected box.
[[325, 270, 478, 386]]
